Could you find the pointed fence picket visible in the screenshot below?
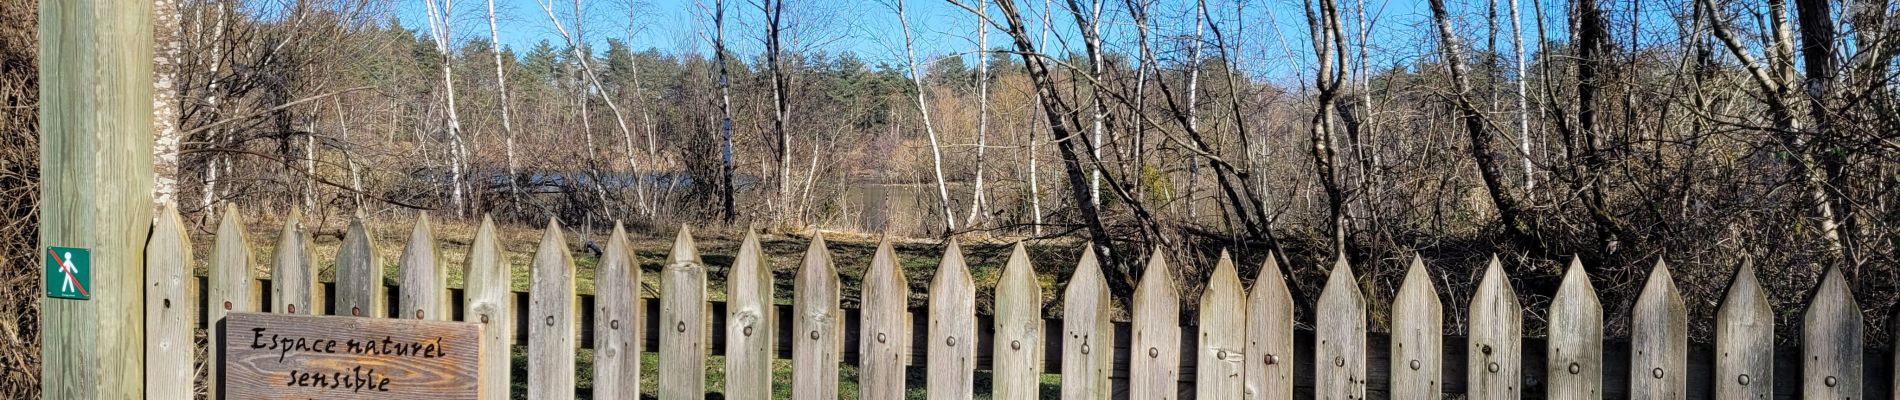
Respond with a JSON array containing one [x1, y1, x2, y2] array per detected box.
[[926, 240, 976, 400], [1467, 256, 1522, 398], [993, 243, 1044, 399], [725, 230, 773, 400], [1390, 256, 1441, 399], [1631, 260, 1688, 400], [595, 223, 641, 398], [791, 235, 841, 400], [1131, 251, 1182, 400], [1546, 257, 1603, 399], [148, 216, 1899, 399]]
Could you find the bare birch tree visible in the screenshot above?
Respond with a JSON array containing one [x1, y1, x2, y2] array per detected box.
[[896, 0, 957, 232], [965, 0, 991, 227], [424, 0, 470, 218], [538, 0, 649, 217], [489, 0, 522, 206]]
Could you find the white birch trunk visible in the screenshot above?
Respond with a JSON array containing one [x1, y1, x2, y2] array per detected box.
[[425, 0, 468, 218], [965, 0, 990, 227], [538, 0, 647, 217], [154, 0, 183, 208], [896, 0, 957, 232], [1508, 0, 1533, 192], [488, 0, 522, 204]]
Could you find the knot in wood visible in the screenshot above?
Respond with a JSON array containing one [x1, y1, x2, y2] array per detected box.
[[1481, 344, 1493, 355], [1651, 368, 1664, 379], [1737, 374, 1750, 386], [163, 299, 171, 308]]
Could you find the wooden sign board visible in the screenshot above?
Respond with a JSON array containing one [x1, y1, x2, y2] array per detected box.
[[220, 312, 484, 399]]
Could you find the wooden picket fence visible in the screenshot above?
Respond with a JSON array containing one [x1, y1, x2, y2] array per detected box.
[[140, 205, 1895, 399]]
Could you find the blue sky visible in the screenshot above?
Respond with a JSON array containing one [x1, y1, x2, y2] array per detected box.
[[391, 0, 1647, 84]]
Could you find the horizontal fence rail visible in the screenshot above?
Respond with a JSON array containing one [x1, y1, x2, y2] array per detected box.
[[144, 207, 1898, 399]]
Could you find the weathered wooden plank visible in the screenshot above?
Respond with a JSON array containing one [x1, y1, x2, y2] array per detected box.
[[463, 216, 513, 400], [1390, 255, 1441, 399], [1802, 265, 1863, 398], [144, 204, 193, 400], [1197, 251, 1246, 399], [207, 204, 256, 400], [335, 213, 383, 318], [1547, 257, 1602, 399], [1468, 255, 1522, 398], [927, 239, 976, 399], [859, 238, 911, 400], [725, 229, 773, 400], [1316, 257, 1367, 399], [1061, 246, 1112, 400], [1131, 250, 1182, 400], [660, 226, 709, 399], [529, 219, 577, 400], [1715, 259, 1772, 399], [399, 213, 446, 320], [595, 222, 641, 398], [1246, 252, 1294, 400], [272, 208, 316, 315], [993, 242, 1044, 399], [793, 234, 842, 400], [1630, 259, 1687, 399], [220, 312, 483, 399]]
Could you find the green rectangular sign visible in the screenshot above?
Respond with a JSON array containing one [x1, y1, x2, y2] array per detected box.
[[46, 246, 90, 300]]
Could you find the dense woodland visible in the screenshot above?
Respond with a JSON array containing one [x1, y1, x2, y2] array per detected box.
[[5, 0, 1900, 394]]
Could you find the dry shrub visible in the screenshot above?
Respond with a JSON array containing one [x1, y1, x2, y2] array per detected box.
[[0, 0, 37, 397]]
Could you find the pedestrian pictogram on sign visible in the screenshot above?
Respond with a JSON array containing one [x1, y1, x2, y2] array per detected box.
[[46, 247, 90, 300]]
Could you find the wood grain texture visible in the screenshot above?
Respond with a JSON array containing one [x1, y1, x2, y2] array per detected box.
[[1390, 255, 1441, 399], [209, 204, 257, 400], [528, 219, 577, 400], [1316, 257, 1367, 399], [220, 312, 483, 399], [792, 235, 841, 400], [1630, 259, 1687, 400], [398, 213, 446, 321], [462, 216, 512, 400], [1246, 253, 1294, 400], [992, 243, 1043, 399], [272, 208, 317, 315], [594, 222, 641, 398], [1715, 259, 1772, 399], [660, 226, 709, 399], [926, 239, 976, 400], [725, 229, 773, 400], [1801, 265, 1862, 398], [1061, 247, 1112, 400], [1131, 250, 1181, 400], [858, 239, 910, 400], [335, 214, 383, 318], [37, 0, 154, 394], [1196, 251, 1246, 400], [145, 204, 193, 400], [1546, 257, 1602, 399], [1467, 256, 1522, 399]]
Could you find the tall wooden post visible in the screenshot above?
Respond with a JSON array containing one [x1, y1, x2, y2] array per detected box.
[[38, 0, 154, 397]]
